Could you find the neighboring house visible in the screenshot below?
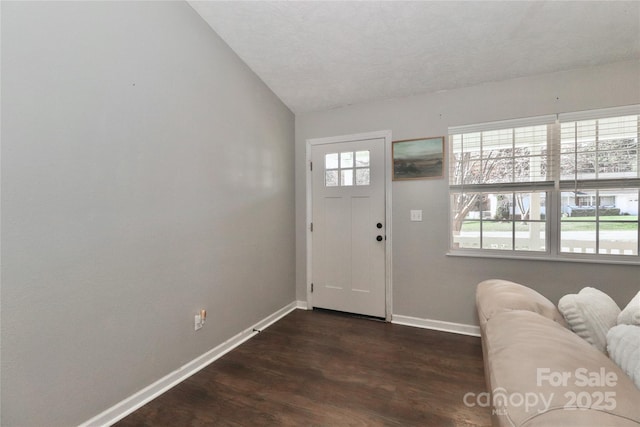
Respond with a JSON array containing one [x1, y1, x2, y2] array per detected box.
[[562, 190, 639, 216]]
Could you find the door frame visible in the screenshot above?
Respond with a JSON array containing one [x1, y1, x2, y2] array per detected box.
[[306, 130, 393, 321]]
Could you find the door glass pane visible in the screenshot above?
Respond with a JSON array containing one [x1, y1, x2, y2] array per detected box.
[[325, 153, 339, 169], [341, 169, 353, 186], [325, 170, 338, 187], [356, 151, 370, 167], [340, 152, 354, 168], [355, 168, 370, 186]]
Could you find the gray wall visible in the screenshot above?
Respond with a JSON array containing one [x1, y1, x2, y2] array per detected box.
[[296, 60, 640, 325], [1, 2, 294, 426]]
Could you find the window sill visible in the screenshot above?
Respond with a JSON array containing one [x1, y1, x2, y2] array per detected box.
[[446, 250, 640, 266]]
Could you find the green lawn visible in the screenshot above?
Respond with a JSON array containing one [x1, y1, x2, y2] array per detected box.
[[461, 216, 638, 232], [561, 216, 638, 231]]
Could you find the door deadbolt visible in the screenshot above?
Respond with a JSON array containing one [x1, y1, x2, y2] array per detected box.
[[376, 223, 383, 229]]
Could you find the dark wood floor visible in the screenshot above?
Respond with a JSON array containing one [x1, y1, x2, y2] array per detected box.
[[115, 309, 491, 426]]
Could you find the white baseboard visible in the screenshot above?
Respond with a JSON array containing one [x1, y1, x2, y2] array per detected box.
[[295, 300, 308, 310], [80, 301, 299, 427], [391, 314, 481, 337]]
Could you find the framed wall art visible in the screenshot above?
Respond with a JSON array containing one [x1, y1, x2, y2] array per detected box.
[[392, 136, 445, 180]]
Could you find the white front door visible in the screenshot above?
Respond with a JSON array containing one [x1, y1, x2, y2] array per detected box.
[[310, 135, 387, 318]]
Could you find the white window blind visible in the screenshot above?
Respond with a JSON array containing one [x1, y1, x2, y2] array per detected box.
[[559, 112, 640, 189], [450, 123, 554, 191], [448, 114, 556, 135], [449, 105, 639, 259]]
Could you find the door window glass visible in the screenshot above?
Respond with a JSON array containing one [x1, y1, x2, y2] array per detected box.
[[325, 151, 370, 187]]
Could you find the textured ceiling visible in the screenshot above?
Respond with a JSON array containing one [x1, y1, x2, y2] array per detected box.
[[189, 1, 640, 114]]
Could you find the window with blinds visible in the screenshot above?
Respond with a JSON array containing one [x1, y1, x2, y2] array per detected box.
[[448, 105, 639, 261], [558, 113, 639, 256]]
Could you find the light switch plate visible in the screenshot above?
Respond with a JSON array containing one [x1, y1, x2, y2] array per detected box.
[[410, 210, 422, 222]]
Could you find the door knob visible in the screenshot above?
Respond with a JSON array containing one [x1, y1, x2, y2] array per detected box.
[[376, 235, 383, 242]]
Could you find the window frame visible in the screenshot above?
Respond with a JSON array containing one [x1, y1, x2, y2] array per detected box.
[[447, 105, 640, 264]]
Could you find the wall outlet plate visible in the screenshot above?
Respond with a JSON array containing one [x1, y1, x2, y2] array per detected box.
[[194, 314, 203, 331]]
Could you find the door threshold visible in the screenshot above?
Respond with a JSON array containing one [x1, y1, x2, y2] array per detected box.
[[312, 307, 386, 322]]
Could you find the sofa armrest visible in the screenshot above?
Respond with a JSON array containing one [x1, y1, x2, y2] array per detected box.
[[476, 279, 568, 328]]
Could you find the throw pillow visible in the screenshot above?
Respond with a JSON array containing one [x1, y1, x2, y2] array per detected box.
[[607, 324, 640, 389], [558, 287, 621, 353], [618, 291, 640, 326]]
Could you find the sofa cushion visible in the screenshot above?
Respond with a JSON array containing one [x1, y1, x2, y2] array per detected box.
[[607, 324, 640, 389], [476, 279, 568, 328], [558, 287, 620, 353], [618, 291, 640, 326], [483, 310, 640, 426]]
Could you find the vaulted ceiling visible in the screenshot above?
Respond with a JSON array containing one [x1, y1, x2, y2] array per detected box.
[[189, 1, 640, 114]]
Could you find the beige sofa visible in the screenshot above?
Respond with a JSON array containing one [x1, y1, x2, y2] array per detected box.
[[476, 279, 640, 427]]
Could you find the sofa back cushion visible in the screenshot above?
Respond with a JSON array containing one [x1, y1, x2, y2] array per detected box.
[[476, 279, 568, 328]]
